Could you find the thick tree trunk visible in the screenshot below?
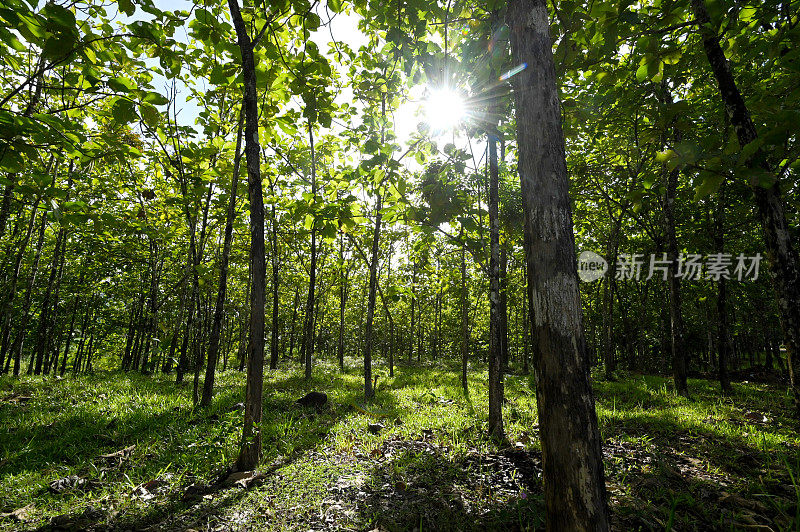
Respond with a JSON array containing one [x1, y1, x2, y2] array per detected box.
[[201, 113, 243, 407], [229, 0, 266, 472], [507, 0, 609, 528], [487, 130, 504, 440], [692, 0, 800, 413]]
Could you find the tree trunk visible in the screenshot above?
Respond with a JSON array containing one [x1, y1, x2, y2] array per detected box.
[[301, 120, 318, 381], [229, 0, 266, 472], [0, 196, 42, 371], [692, 0, 800, 414], [337, 235, 348, 371], [714, 185, 732, 393], [201, 112, 243, 407], [507, 0, 609, 528], [487, 130, 504, 440], [499, 243, 509, 373], [269, 202, 280, 370], [461, 238, 470, 392], [664, 161, 688, 396], [363, 194, 382, 399], [14, 210, 47, 375]]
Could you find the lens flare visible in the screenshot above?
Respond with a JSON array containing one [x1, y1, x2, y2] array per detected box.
[[424, 87, 466, 132], [499, 63, 527, 81]]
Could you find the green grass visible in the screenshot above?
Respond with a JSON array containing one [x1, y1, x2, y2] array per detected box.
[[0, 362, 798, 530]]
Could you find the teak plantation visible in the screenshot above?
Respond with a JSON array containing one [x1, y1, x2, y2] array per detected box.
[[0, 0, 799, 530]]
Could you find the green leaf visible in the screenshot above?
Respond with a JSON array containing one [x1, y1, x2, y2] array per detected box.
[[635, 62, 649, 82], [118, 0, 135, 16], [142, 91, 169, 106], [329, 0, 343, 13], [111, 98, 136, 124], [140, 103, 160, 127]]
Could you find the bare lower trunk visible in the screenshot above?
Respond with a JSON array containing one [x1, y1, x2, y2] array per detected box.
[[363, 194, 382, 399], [507, 0, 609, 528], [487, 131, 504, 440]]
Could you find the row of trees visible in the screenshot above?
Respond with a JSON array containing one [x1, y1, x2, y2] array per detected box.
[[1, 0, 797, 527]]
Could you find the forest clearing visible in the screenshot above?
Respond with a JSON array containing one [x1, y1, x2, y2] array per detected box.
[[1, 0, 800, 530], [2, 365, 799, 530]]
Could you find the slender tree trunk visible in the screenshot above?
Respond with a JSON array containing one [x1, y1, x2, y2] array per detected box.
[[363, 194, 382, 399], [337, 235, 348, 371], [487, 129, 504, 439], [460, 236, 470, 393], [35, 167, 73, 374], [301, 120, 317, 381], [602, 212, 622, 380], [288, 287, 299, 362], [507, 0, 609, 528], [60, 296, 80, 376], [499, 243, 509, 373], [522, 256, 530, 375], [692, 0, 800, 413], [229, 0, 266, 471], [269, 202, 280, 370], [15, 211, 47, 375], [714, 186, 732, 393], [664, 161, 689, 396], [0, 196, 42, 370], [201, 112, 243, 407]]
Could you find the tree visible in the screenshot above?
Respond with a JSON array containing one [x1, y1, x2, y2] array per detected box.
[[228, 0, 267, 471], [507, 0, 609, 528]]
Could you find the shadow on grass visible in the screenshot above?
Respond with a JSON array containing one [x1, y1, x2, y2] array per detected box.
[[94, 370, 404, 531], [332, 440, 545, 531]]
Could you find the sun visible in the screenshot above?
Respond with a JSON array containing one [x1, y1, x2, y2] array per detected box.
[[424, 87, 467, 133]]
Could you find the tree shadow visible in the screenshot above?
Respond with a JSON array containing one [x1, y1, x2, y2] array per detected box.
[[313, 438, 545, 531]]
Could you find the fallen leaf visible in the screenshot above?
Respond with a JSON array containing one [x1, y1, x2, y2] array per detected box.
[[0, 504, 33, 522]]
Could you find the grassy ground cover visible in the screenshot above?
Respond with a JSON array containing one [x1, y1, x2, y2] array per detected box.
[[1, 362, 798, 530]]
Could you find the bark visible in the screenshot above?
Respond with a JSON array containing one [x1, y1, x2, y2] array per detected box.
[[229, 0, 266, 472], [288, 287, 299, 362], [714, 185, 732, 393], [602, 211, 622, 379], [487, 130, 504, 440], [301, 120, 317, 381], [363, 194, 382, 399], [692, 0, 800, 413], [460, 235, 470, 392], [499, 243, 509, 372], [664, 162, 688, 396], [269, 201, 280, 370], [522, 252, 530, 375], [507, 0, 609, 528], [337, 235, 348, 371], [201, 112, 243, 407]]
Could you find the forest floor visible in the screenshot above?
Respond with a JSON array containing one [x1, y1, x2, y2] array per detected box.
[[1, 362, 799, 531]]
